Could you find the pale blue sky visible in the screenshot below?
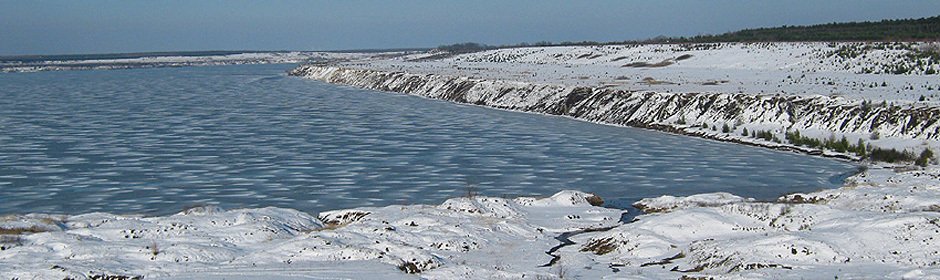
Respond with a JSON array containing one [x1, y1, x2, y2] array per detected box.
[[1, 0, 939, 55]]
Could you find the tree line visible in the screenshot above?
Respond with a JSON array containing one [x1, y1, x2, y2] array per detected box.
[[437, 15, 940, 53]]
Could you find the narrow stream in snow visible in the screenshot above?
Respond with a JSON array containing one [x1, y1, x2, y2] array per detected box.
[[0, 64, 857, 216]]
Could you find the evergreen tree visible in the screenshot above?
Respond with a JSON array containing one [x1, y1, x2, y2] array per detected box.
[[916, 148, 934, 167]]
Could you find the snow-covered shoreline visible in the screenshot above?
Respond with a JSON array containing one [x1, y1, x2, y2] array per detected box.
[[0, 52, 376, 73], [2, 165, 939, 279], [565, 164, 940, 279], [290, 42, 940, 160], [290, 65, 937, 161], [1, 191, 622, 279]]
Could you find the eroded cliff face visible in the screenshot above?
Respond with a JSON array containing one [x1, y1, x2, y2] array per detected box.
[[290, 65, 940, 147]]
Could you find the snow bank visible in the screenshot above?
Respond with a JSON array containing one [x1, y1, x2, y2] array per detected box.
[[558, 164, 940, 279], [0, 191, 622, 279], [3, 167, 939, 279], [780, 165, 940, 213], [633, 192, 752, 214]]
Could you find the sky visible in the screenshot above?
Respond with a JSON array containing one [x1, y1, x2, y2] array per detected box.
[[1, 0, 939, 56]]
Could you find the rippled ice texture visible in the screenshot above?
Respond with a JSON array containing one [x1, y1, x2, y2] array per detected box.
[[0, 64, 858, 216]]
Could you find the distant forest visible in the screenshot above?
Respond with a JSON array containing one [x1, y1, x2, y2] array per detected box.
[[669, 15, 940, 43], [438, 15, 940, 52]]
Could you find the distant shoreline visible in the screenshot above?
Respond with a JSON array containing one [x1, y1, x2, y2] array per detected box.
[[0, 51, 382, 73]]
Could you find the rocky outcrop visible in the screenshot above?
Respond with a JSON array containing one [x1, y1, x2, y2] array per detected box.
[[289, 66, 940, 146]]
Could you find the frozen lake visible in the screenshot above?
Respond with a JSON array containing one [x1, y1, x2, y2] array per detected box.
[[0, 64, 858, 215]]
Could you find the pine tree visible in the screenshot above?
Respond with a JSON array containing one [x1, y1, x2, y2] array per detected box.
[[856, 139, 867, 157], [916, 148, 934, 167]]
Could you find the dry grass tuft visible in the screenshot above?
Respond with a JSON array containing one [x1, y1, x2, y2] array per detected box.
[[585, 193, 604, 206], [580, 237, 618, 255], [0, 226, 49, 235]]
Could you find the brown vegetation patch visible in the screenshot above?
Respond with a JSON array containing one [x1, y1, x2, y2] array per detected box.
[[580, 237, 618, 255], [585, 193, 605, 207], [632, 202, 672, 214], [729, 262, 793, 272], [397, 259, 436, 274], [778, 194, 827, 204], [671, 256, 735, 273], [0, 226, 49, 235], [680, 276, 715, 280], [85, 274, 144, 280], [641, 252, 686, 267], [316, 210, 371, 230]]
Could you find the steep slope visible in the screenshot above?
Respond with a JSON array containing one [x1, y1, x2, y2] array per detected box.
[[290, 65, 940, 158]]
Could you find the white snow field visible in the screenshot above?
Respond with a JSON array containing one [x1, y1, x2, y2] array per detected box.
[[354, 42, 940, 102], [2, 166, 940, 279]]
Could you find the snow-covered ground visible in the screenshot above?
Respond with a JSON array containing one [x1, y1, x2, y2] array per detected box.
[[349, 42, 940, 103], [0, 191, 620, 279], [560, 164, 940, 279], [2, 165, 939, 279]]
